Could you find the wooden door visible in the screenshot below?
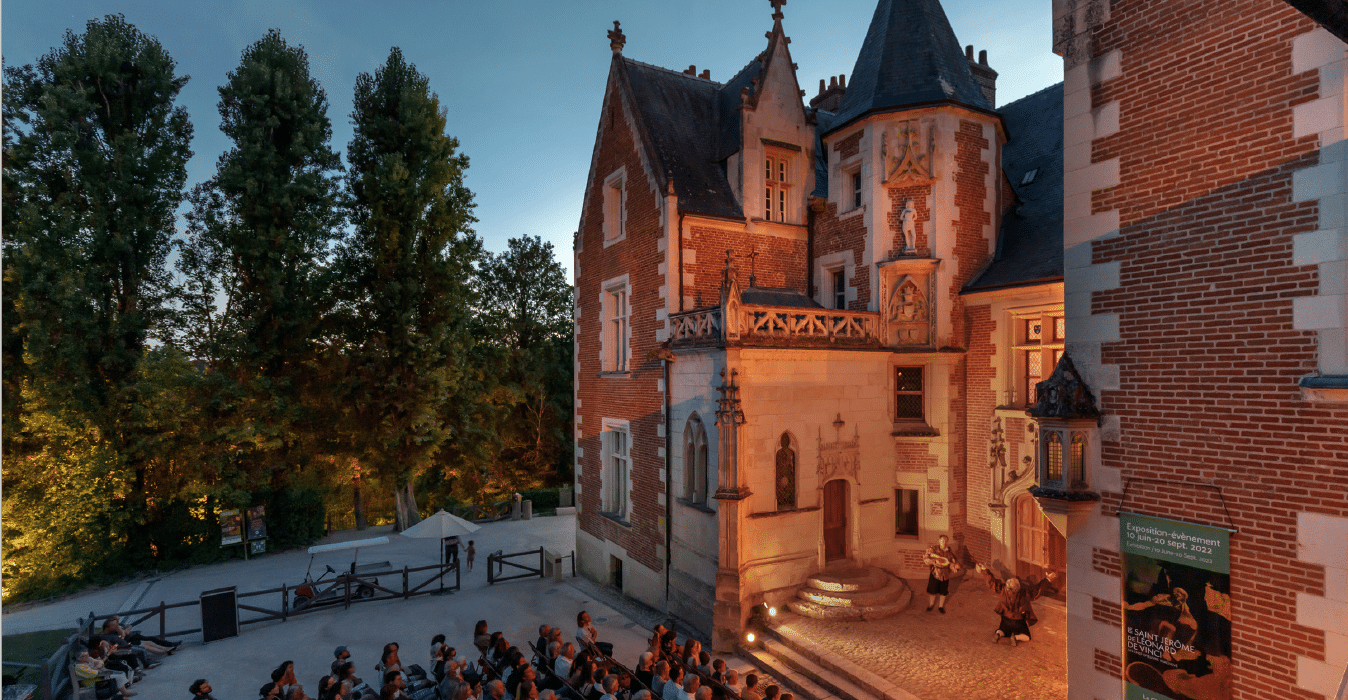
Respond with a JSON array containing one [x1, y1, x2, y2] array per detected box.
[[823, 480, 848, 562], [1014, 493, 1066, 597]]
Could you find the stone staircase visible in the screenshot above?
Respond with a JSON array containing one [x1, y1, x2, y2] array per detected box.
[[786, 566, 911, 621], [739, 609, 923, 700]]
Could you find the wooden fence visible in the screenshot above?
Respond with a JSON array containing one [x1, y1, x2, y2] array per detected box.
[[35, 561, 461, 700]]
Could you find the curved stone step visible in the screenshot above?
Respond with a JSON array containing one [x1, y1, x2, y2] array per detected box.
[[786, 595, 908, 621], [796, 576, 906, 608], [803, 567, 889, 593]]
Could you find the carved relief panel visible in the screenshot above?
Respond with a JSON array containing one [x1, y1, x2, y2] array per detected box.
[[878, 258, 939, 348], [818, 433, 861, 484], [880, 121, 936, 185]]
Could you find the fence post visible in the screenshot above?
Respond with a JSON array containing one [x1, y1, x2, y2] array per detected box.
[[39, 659, 52, 700], [487, 554, 494, 585], [571, 550, 576, 577], [538, 547, 544, 580], [344, 575, 351, 609], [455, 560, 461, 591], [403, 566, 409, 600], [282, 583, 289, 622], [159, 601, 166, 637]]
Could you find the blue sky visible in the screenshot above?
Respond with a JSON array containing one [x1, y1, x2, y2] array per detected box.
[[3, 0, 1061, 278]]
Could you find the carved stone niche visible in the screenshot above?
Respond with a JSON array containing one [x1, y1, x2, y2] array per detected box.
[[877, 258, 939, 348]]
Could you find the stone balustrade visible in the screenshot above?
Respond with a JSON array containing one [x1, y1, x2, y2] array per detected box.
[[669, 305, 881, 347]]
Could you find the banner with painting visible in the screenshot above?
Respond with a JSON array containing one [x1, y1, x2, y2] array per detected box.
[[1120, 512, 1232, 700]]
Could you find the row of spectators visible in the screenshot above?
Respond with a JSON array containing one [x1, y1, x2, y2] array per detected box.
[[181, 609, 791, 700], [71, 615, 181, 699]]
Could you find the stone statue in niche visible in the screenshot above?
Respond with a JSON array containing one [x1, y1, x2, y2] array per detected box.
[[775, 434, 796, 509], [898, 198, 917, 253]]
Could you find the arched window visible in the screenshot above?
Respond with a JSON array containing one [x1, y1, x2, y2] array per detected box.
[[775, 433, 796, 510], [1044, 432, 1063, 484], [1070, 432, 1086, 486], [683, 415, 708, 503]]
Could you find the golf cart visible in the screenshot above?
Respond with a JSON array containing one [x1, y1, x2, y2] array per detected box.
[[293, 536, 394, 609]]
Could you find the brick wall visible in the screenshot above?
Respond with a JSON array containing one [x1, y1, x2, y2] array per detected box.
[[1075, 2, 1348, 699], [812, 200, 870, 309], [686, 225, 808, 306], [575, 81, 668, 575], [963, 305, 997, 563], [950, 119, 993, 346]]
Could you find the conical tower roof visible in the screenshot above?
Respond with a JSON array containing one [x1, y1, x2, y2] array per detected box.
[[828, 0, 991, 133]]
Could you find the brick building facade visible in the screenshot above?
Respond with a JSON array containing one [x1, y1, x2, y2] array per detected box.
[[1053, 0, 1348, 698], [573, 0, 1069, 653]]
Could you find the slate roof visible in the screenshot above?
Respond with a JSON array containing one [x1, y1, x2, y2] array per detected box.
[[827, 0, 992, 135], [742, 287, 824, 309], [716, 58, 765, 162], [812, 109, 835, 199], [621, 59, 744, 220], [965, 82, 1065, 293]]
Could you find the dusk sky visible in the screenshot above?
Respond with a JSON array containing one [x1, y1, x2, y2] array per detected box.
[[3, 0, 1060, 278]]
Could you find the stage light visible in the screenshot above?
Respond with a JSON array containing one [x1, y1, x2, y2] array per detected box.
[[768, 606, 777, 616], [746, 632, 755, 643]]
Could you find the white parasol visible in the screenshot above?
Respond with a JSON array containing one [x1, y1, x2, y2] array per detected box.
[[400, 509, 481, 568]]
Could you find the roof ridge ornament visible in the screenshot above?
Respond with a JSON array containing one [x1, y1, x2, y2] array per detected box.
[[608, 21, 626, 54], [770, 0, 786, 22]]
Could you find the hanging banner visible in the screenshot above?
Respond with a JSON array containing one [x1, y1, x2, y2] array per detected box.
[[1120, 513, 1232, 700]]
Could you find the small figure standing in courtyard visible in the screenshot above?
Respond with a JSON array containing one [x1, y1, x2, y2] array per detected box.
[[978, 563, 1042, 646], [923, 534, 961, 613], [466, 540, 476, 571]]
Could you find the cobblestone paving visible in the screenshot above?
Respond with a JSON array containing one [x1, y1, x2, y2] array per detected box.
[[777, 577, 1067, 700]]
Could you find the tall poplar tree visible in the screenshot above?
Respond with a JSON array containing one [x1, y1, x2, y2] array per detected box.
[[337, 48, 479, 530], [177, 29, 343, 485], [2, 15, 193, 579]]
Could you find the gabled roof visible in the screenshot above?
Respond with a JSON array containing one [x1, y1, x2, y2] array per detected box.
[[965, 82, 1064, 293], [620, 59, 744, 220], [827, 0, 992, 134]]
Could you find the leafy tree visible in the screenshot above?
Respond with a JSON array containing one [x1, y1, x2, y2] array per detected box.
[[477, 235, 572, 351], [3, 14, 193, 574], [426, 236, 574, 508], [175, 29, 343, 486], [479, 236, 574, 483], [336, 47, 480, 530]]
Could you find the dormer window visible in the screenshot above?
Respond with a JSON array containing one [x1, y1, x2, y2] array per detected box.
[[764, 146, 795, 223], [1021, 169, 1038, 185]]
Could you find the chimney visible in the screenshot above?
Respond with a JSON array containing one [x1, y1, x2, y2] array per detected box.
[[700, 69, 711, 80], [967, 46, 997, 107], [809, 73, 847, 112], [684, 64, 697, 75]]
